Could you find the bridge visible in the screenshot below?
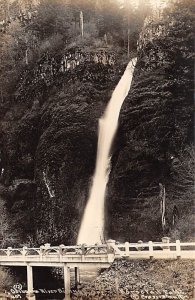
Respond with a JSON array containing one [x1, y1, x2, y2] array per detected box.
[[0, 239, 194, 300]]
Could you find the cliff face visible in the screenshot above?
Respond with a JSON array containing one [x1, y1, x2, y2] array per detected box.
[[106, 6, 194, 242], [0, 56, 124, 245], [0, 3, 193, 246], [33, 62, 122, 244]]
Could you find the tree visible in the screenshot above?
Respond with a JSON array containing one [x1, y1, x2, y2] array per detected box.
[[171, 146, 194, 205], [0, 267, 14, 290], [96, 0, 122, 43], [169, 145, 195, 240], [29, 0, 73, 40], [0, 0, 10, 23], [122, 0, 136, 55], [137, 0, 152, 20]]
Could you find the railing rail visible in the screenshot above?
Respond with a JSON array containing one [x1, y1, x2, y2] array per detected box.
[[0, 240, 194, 263], [1, 240, 194, 300]]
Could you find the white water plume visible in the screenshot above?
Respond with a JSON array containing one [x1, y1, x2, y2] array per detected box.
[[77, 58, 137, 245]]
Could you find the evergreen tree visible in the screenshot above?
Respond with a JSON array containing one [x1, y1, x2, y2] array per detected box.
[[96, 0, 123, 43], [29, 0, 73, 40]]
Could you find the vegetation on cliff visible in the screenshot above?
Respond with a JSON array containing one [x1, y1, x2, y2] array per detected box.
[[0, 267, 14, 290], [106, 0, 194, 242], [0, 0, 194, 250]]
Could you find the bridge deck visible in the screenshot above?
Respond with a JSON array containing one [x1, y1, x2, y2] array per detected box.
[[0, 240, 194, 300], [0, 240, 194, 267]]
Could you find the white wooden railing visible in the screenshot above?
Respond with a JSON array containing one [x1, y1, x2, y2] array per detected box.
[[0, 240, 194, 300], [0, 239, 194, 266], [108, 239, 195, 259]]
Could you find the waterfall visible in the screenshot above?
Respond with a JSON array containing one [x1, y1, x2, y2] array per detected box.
[[43, 171, 55, 198], [77, 58, 137, 245]]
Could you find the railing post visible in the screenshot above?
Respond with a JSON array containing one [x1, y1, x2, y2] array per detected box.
[[125, 242, 130, 256], [40, 245, 44, 260], [22, 246, 27, 257], [26, 264, 35, 300], [137, 240, 144, 251], [7, 247, 12, 256], [59, 244, 65, 262], [148, 241, 154, 259], [176, 240, 181, 259], [64, 264, 71, 300], [162, 237, 170, 251], [81, 244, 86, 262], [44, 243, 50, 252], [106, 240, 116, 251], [106, 240, 116, 262]]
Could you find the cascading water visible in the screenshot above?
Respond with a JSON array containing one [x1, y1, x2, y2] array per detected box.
[[77, 58, 137, 245]]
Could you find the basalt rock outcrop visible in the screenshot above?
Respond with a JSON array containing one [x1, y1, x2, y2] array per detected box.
[[0, 3, 193, 246], [106, 7, 194, 242], [0, 53, 124, 245]]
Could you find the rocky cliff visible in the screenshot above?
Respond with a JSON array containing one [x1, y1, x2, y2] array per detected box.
[[106, 4, 194, 242], [0, 1, 194, 246], [0, 53, 125, 245]]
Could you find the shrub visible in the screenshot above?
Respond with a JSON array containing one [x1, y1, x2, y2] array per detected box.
[[0, 267, 14, 290]]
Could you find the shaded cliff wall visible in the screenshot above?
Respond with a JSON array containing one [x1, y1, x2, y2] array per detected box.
[[0, 58, 125, 245], [0, 2, 193, 246], [106, 5, 194, 242]]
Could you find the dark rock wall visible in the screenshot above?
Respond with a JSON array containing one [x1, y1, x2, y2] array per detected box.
[[0, 59, 123, 245], [0, 5, 193, 246], [106, 12, 193, 242]]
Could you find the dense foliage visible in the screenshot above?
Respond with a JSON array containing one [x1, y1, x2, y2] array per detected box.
[[0, 0, 194, 256], [106, 0, 194, 242]]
